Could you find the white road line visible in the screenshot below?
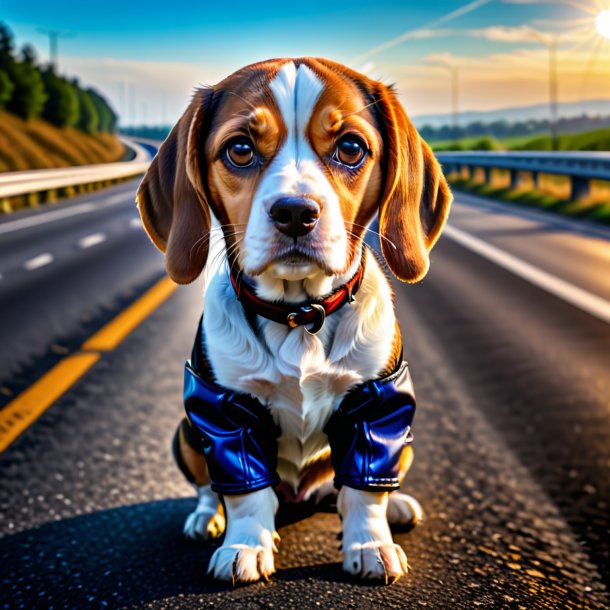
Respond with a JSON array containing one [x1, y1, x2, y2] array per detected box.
[[443, 224, 610, 325], [129, 217, 142, 229], [0, 202, 95, 234], [0, 191, 132, 236], [105, 194, 132, 206], [78, 232, 107, 249], [24, 253, 54, 271]]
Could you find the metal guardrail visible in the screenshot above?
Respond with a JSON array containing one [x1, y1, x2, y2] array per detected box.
[[435, 151, 610, 199], [0, 138, 152, 200]]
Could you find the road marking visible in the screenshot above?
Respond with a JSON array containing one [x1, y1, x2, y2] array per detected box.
[[78, 232, 107, 249], [0, 276, 177, 453], [0, 190, 132, 235], [24, 253, 54, 270], [83, 277, 177, 351], [0, 202, 95, 234], [444, 224, 610, 325], [0, 353, 100, 452], [129, 217, 143, 229]]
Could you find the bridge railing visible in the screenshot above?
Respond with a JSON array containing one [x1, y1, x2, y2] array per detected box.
[[435, 151, 610, 200]]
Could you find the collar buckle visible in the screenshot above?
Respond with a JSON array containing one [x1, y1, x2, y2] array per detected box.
[[304, 304, 326, 335], [286, 304, 326, 334]]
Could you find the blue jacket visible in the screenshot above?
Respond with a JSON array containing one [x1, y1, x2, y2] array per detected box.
[[184, 325, 415, 495]]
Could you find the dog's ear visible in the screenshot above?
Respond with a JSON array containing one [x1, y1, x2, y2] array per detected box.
[[374, 83, 452, 283], [136, 88, 213, 284]]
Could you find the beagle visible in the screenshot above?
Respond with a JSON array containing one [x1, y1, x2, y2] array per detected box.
[[136, 57, 452, 585]]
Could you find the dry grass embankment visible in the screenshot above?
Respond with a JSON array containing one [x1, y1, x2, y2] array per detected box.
[[0, 109, 125, 172]]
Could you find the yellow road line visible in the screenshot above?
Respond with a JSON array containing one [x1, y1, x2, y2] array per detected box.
[[0, 275, 178, 453], [83, 276, 177, 351], [0, 353, 100, 452]]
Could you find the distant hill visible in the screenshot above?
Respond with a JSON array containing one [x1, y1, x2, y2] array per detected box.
[[412, 99, 610, 129], [0, 109, 125, 172]]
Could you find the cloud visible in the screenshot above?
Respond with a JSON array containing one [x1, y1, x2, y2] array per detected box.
[[468, 25, 549, 43], [467, 25, 586, 44], [351, 0, 493, 64]]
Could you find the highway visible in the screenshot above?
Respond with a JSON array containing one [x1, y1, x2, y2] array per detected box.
[[0, 182, 609, 609]]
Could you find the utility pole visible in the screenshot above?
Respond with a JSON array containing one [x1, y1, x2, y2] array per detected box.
[[37, 29, 74, 72], [528, 29, 559, 151]]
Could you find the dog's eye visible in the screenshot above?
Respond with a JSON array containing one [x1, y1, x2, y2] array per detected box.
[[226, 138, 255, 167], [334, 136, 366, 168]]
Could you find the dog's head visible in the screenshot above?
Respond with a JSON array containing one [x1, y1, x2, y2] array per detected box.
[[136, 58, 452, 287]]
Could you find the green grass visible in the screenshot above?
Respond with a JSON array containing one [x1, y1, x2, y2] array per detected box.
[[449, 177, 610, 225], [431, 128, 610, 152]]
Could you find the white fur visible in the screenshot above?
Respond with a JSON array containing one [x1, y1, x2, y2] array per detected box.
[[208, 487, 279, 582], [203, 255, 396, 488], [338, 487, 409, 582], [183, 484, 225, 541], [242, 62, 348, 289]]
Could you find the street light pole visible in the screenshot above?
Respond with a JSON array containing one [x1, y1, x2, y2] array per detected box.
[[450, 65, 460, 134], [548, 36, 559, 151], [427, 61, 460, 136]]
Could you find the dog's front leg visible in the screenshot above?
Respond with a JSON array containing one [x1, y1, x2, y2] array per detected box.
[[338, 487, 409, 583], [208, 486, 280, 584]]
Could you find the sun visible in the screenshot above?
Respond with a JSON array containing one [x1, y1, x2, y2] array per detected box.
[[596, 9, 610, 39]]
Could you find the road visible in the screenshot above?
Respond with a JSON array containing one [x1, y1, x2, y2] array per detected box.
[[0, 184, 609, 609]]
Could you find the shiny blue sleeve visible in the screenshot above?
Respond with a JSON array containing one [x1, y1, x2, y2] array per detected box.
[[183, 363, 281, 495], [324, 362, 416, 491]]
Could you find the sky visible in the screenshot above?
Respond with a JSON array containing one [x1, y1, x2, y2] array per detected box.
[[2, 0, 610, 126]]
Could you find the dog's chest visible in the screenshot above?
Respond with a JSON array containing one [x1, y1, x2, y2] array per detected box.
[[232, 317, 362, 479], [203, 265, 396, 485]]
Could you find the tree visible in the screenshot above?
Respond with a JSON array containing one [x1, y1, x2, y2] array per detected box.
[[41, 69, 79, 127], [76, 87, 98, 133], [88, 88, 117, 132], [20, 44, 37, 65], [0, 22, 15, 70], [0, 69, 13, 107], [5, 60, 47, 119]]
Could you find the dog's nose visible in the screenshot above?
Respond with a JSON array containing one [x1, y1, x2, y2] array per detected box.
[[269, 197, 321, 239]]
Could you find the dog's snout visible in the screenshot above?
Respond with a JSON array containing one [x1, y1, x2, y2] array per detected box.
[[269, 197, 321, 239]]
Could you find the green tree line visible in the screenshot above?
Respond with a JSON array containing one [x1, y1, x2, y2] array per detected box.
[[0, 22, 117, 133]]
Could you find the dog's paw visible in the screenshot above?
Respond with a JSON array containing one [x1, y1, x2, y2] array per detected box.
[[386, 492, 423, 530], [183, 486, 225, 541], [343, 540, 409, 583], [208, 542, 276, 584], [207, 487, 280, 584]]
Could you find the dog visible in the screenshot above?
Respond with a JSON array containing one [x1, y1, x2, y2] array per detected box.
[[136, 57, 452, 585]]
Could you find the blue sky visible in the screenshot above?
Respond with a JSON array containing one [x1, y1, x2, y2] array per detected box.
[[2, 0, 608, 125]]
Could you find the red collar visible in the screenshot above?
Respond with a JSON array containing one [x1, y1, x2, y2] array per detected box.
[[229, 252, 366, 335]]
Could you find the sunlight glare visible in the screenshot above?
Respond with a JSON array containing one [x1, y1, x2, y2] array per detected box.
[[596, 9, 610, 39]]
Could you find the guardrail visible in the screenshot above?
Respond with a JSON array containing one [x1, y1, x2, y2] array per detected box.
[[435, 151, 610, 200], [0, 138, 152, 200]]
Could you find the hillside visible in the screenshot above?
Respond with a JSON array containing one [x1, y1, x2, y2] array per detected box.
[[0, 110, 125, 172]]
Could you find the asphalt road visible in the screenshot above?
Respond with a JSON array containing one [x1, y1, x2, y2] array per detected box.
[[0, 186, 609, 609], [0, 180, 165, 402]]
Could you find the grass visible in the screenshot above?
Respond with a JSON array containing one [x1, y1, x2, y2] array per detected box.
[[448, 170, 610, 226], [431, 128, 610, 152], [0, 109, 125, 172]]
